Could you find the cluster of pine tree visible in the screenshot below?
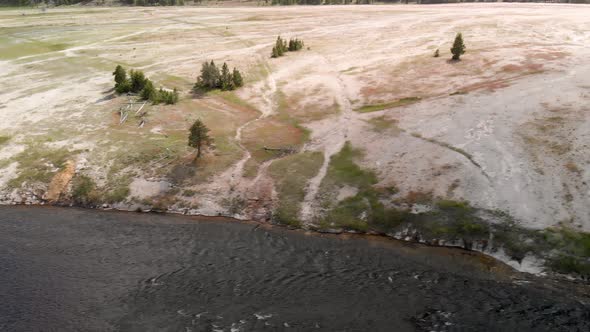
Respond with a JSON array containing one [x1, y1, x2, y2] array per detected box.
[[269, 0, 372, 5], [271, 36, 304, 58], [113, 65, 179, 105], [194, 61, 244, 91]]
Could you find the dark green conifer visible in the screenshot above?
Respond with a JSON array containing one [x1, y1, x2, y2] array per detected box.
[[220, 62, 234, 91], [232, 68, 243, 88], [450, 33, 466, 61], [140, 80, 156, 102], [188, 119, 213, 159], [129, 70, 147, 93], [113, 65, 127, 88]]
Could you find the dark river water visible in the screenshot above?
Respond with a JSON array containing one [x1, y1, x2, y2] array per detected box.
[[0, 206, 588, 332]]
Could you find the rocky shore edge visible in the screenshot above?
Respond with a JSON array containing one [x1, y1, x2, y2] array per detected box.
[[3, 190, 589, 285]]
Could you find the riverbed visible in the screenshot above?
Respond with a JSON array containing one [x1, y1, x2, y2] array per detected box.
[[0, 206, 588, 331]]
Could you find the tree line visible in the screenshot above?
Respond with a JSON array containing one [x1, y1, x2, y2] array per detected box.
[[194, 61, 244, 91], [1, 0, 187, 6], [113, 65, 178, 104], [271, 36, 304, 58], [126, 0, 185, 6], [269, 0, 373, 5]]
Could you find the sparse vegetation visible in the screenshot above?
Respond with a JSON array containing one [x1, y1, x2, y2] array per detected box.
[[223, 196, 247, 216], [104, 181, 130, 203], [0, 135, 10, 145], [355, 97, 421, 113], [317, 142, 409, 232], [548, 255, 590, 276], [71, 175, 99, 206], [7, 145, 76, 189], [269, 152, 324, 227], [366, 116, 400, 133]]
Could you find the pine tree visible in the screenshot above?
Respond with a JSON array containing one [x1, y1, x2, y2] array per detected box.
[[288, 38, 304, 52], [275, 36, 285, 57], [450, 33, 466, 61], [115, 80, 131, 94], [271, 46, 280, 58], [171, 88, 179, 104], [140, 80, 156, 102], [157, 87, 166, 104], [159, 87, 179, 105], [209, 61, 221, 89], [129, 70, 147, 93], [232, 68, 243, 88], [195, 62, 208, 90], [220, 62, 233, 91], [113, 65, 127, 88], [188, 119, 213, 159]]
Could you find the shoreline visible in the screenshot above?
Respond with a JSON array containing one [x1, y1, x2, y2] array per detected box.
[[3, 201, 587, 287]]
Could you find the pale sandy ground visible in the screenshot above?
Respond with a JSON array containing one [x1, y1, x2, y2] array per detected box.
[[0, 4, 589, 231]]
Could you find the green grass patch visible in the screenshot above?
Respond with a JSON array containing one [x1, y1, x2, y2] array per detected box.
[[208, 89, 258, 111], [548, 255, 590, 276], [355, 97, 421, 113], [0, 135, 10, 145], [269, 151, 324, 227], [365, 116, 400, 134], [7, 144, 77, 188], [103, 175, 131, 203], [322, 141, 377, 190], [317, 142, 409, 232], [0, 39, 69, 60], [543, 228, 590, 258], [450, 91, 467, 96], [71, 175, 99, 206], [410, 200, 490, 240]]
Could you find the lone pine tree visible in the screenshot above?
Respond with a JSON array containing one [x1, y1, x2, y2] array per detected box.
[[188, 119, 213, 159], [450, 33, 466, 61]]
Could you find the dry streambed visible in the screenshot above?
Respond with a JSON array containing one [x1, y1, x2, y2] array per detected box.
[[0, 4, 589, 277]]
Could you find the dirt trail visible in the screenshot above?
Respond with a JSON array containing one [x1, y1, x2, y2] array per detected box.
[[192, 59, 278, 218], [229, 62, 277, 189], [300, 58, 355, 224]]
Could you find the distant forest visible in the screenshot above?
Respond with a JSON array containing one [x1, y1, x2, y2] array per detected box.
[[1, 0, 589, 6], [0, 0, 184, 5]]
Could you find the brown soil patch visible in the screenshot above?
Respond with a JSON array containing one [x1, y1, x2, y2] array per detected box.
[[43, 160, 76, 203], [528, 51, 570, 61], [242, 117, 305, 157], [501, 63, 544, 73]]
